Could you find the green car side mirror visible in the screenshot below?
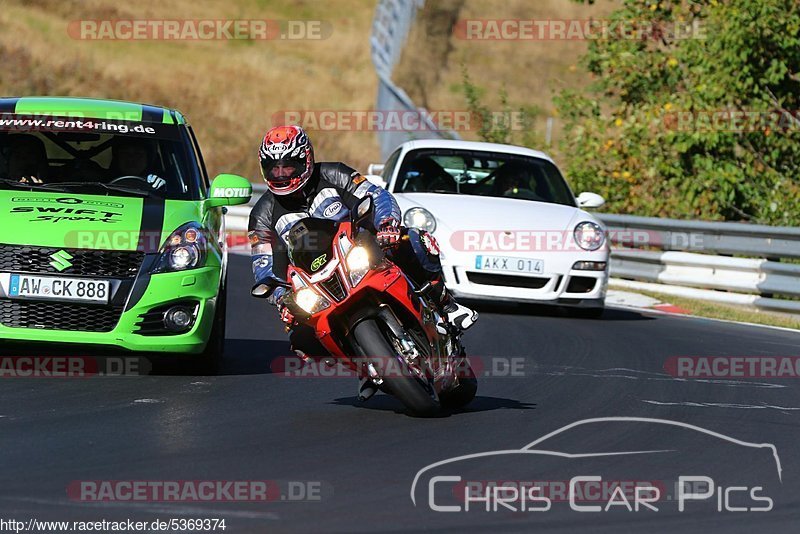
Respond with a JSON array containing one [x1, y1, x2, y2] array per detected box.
[[206, 174, 252, 208]]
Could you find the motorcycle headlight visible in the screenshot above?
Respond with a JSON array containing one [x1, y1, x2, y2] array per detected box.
[[346, 246, 370, 286], [573, 222, 606, 251], [403, 207, 437, 233], [294, 287, 330, 315], [152, 223, 208, 273]]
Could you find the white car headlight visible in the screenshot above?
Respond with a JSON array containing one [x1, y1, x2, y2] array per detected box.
[[574, 222, 605, 251], [294, 287, 330, 315], [403, 207, 437, 233], [346, 246, 370, 286]]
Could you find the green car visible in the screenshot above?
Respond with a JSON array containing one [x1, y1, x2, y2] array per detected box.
[[0, 97, 252, 371]]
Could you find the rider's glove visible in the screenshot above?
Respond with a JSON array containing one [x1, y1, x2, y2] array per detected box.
[[278, 304, 295, 326], [376, 218, 401, 249], [146, 174, 166, 190], [276, 292, 295, 327]]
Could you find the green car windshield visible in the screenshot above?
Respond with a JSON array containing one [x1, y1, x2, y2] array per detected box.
[[0, 116, 203, 200]]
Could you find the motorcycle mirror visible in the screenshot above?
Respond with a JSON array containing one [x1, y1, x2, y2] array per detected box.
[[251, 277, 293, 298], [352, 196, 373, 228], [251, 283, 271, 298]]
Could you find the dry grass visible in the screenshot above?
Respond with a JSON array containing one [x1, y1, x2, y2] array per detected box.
[[394, 0, 619, 156], [0, 0, 380, 178], [635, 290, 800, 331], [0, 0, 622, 179]]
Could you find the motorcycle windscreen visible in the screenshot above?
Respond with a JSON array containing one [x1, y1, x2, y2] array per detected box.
[[286, 217, 338, 273]]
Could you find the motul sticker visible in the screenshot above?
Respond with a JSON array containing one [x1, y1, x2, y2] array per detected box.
[[212, 187, 250, 198]]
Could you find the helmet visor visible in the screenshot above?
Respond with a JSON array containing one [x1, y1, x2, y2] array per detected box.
[[261, 157, 305, 188]]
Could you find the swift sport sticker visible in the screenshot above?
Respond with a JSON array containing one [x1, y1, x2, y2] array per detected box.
[[10, 206, 123, 223]]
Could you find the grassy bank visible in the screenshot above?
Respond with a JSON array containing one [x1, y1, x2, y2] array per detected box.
[[0, 0, 380, 177], [634, 289, 800, 331]]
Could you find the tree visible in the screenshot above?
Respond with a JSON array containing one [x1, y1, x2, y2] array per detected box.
[[555, 0, 800, 225]]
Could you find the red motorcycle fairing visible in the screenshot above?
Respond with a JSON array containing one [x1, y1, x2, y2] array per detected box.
[[293, 267, 417, 368], [285, 220, 444, 375]]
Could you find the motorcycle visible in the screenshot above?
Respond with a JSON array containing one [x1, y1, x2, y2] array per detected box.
[[252, 197, 477, 416]]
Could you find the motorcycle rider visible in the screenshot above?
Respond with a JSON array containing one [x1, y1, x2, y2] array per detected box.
[[248, 125, 478, 357]]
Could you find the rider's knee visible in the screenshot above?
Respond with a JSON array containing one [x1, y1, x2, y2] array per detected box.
[[407, 228, 442, 274]]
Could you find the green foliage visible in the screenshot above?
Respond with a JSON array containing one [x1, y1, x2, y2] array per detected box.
[[556, 0, 800, 225], [460, 64, 545, 148]]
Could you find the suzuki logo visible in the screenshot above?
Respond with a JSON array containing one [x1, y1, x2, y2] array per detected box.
[[49, 250, 73, 272]]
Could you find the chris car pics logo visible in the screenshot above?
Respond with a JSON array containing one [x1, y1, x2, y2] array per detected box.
[[411, 417, 781, 514]]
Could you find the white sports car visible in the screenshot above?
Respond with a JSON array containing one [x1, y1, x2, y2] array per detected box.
[[369, 139, 609, 316]]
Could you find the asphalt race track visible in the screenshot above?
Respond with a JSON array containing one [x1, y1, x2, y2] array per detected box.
[[1, 255, 799, 533]]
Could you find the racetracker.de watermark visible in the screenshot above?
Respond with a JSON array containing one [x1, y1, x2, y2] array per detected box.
[[449, 229, 706, 252], [664, 356, 800, 378], [454, 19, 706, 41], [56, 228, 709, 255], [270, 355, 527, 378], [456, 479, 666, 504], [68, 19, 332, 40], [67, 480, 328, 502], [663, 110, 800, 133], [0, 356, 148, 377], [271, 110, 530, 132]]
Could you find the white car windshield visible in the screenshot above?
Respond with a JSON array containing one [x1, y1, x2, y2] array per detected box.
[[395, 149, 576, 207]]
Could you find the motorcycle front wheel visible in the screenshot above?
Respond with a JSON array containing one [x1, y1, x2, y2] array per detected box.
[[439, 353, 478, 409], [352, 319, 440, 417]]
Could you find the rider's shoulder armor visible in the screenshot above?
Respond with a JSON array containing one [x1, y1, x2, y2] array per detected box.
[[317, 162, 360, 191], [248, 187, 276, 233]]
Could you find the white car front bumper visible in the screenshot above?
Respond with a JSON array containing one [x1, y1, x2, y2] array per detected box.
[[440, 250, 609, 308]]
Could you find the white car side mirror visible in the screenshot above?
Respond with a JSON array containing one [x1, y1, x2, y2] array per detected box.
[[365, 175, 387, 188], [576, 192, 605, 209], [367, 163, 385, 176]]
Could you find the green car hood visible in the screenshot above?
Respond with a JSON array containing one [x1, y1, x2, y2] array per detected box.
[[0, 190, 202, 251]]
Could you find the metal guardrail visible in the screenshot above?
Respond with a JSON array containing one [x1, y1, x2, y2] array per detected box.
[[226, 192, 799, 314], [370, 0, 459, 160], [598, 214, 800, 315], [600, 213, 800, 259]]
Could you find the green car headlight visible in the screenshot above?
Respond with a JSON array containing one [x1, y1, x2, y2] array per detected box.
[[152, 222, 208, 273]]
